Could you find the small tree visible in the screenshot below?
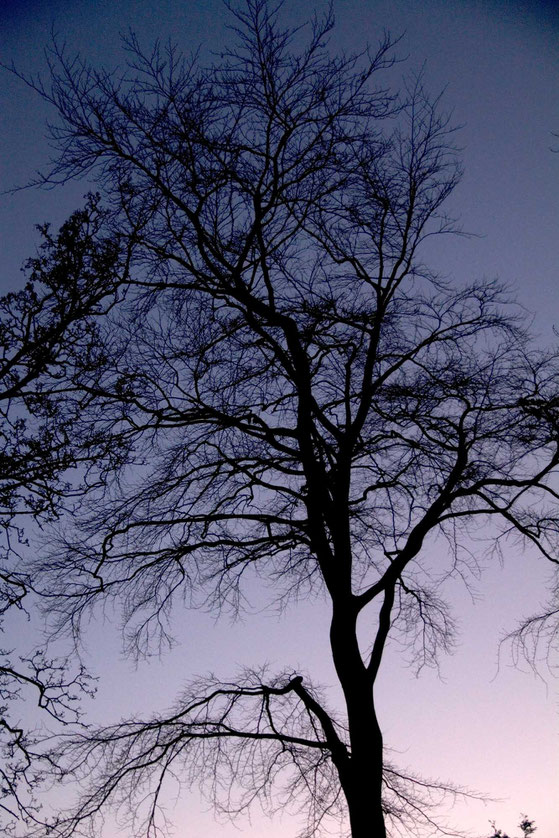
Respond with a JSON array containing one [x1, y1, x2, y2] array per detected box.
[[489, 816, 537, 838], [6, 2, 559, 836]]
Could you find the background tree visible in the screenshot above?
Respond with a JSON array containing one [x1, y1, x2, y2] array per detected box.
[[489, 816, 537, 838], [0, 196, 126, 830], [6, 1, 559, 836]]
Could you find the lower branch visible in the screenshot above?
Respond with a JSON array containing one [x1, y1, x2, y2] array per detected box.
[[25, 668, 486, 838]]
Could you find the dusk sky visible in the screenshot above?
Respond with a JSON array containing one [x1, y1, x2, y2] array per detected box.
[[1, 1, 558, 837]]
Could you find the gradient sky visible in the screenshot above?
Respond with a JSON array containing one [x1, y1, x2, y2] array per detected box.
[[1, 1, 558, 837]]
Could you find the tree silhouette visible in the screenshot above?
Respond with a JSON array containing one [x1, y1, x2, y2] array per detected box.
[[0, 196, 123, 829], [6, 2, 559, 836], [489, 816, 537, 838]]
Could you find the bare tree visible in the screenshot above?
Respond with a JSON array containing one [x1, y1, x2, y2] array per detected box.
[[6, 1, 559, 836]]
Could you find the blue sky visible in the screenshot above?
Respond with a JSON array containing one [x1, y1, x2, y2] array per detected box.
[[1, 1, 558, 836]]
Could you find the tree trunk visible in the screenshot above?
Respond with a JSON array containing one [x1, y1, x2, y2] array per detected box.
[[330, 607, 387, 838], [344, 689, 387, 838], [347, 793, 387, 838]]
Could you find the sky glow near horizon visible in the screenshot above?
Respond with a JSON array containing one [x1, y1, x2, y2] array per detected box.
[[1, 0, 558, 836]]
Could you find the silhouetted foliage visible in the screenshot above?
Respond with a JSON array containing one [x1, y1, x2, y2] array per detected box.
[[0, 196, 123, 829], [489, 816, 537, 838], [1, 194, 126, 528], [5, 1, 559, 836]]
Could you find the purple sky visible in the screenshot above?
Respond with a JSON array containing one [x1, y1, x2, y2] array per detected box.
[[1, 1, 558, 836]]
